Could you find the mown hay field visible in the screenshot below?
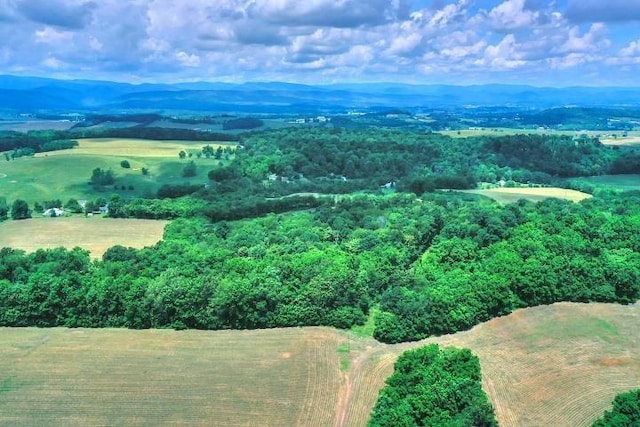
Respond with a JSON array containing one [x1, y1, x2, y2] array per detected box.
[[457, 187, 592, 204], [41, 138, 237, 158], [1, 302, 638, 426], [0, 138, 234, 204], [0, 217, 168, 258]]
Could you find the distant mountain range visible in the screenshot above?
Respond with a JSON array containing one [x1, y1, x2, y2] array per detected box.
[[1, 75, 640, 114]]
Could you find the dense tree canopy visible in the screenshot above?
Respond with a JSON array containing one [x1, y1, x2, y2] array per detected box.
[[369, 344, 497, 427]]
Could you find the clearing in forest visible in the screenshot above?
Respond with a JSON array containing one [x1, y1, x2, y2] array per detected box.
[[40, 138, 237, 158], [457, 187, 592, 204], [0, 217, 168, 258], [0, 302, 638, 426]]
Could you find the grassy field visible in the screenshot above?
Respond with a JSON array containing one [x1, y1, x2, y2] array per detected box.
[[456, 187, 592, 204], [0, 138, 235, 204], [0, 302, 638, 426], [0, 217, 168, 258], [599, 136, 640, 146], [571, 174, 640, 191]]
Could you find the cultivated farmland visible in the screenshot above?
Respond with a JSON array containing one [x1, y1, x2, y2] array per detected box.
[[0, 327, 343, 427], [0, 302, 638, 426], [0, 138, 236, 204], [0, 217, 168, 258], [456, 187, 592, 204]]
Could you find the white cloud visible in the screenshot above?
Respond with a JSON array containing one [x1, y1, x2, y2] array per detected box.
[[35, 27, 74, 44], [487, 0, 538, 31], [176, 51, 200, 67], [482, 34, 527, 69], [620, 40, 640, 57], [43, 56, 64, 69]]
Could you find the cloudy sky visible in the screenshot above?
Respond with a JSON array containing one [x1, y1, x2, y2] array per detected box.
[[1, 0, 639, 86]]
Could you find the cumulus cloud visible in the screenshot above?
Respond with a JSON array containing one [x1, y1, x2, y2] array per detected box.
[[565, 0, 640, 23], [486, 0, 539, 31], [557, 23, 609, 54], [16, 0, 96, 29], [0, 0, 636, 85], [620, 40, 640, 57]]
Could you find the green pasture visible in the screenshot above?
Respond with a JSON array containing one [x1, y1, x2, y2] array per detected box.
[[0, 138, 234, 204], [571, 174, 640, 191]]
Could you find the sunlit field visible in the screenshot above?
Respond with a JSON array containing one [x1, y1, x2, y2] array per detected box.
[[0, 303, 637, 426], [0, 138, 234, 204], [0, 217, 169, 259]]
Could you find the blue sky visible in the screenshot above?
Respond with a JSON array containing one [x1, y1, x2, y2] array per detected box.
[[1, 0, 639, 86]]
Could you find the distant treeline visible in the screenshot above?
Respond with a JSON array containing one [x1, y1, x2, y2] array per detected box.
[[70, 127, 238, 142], [0, 130, 79, 154]]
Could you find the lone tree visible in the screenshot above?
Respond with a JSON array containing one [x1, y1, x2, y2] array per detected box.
[[0, 197, 8, 220], [11, 199, 31, 220], [182, 160, 197, 177]]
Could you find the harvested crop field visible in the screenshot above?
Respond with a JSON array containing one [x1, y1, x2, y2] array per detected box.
[[0, 327, 343, 427], [458, 187, 592, 204], [340, 302, 640, 427], [0, 302, 638, 426], [0, 217, 168, 258], [600, 136, 640, 146]]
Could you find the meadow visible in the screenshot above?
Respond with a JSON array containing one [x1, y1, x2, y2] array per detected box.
[[0, 138, 236, 204], [571, 174, 640, 191], [0, 217, 169, 258], [456, 187, 592, 204], [1, 302, 637, 426]]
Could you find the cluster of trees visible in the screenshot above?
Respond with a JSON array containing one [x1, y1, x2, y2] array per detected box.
[[0, 130, 78, 154], [369, 344, 497, 426], [90, 168, 115, 187], [592, 389, 640, 426]]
